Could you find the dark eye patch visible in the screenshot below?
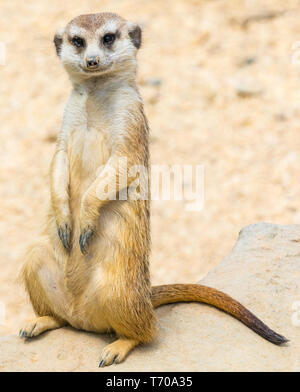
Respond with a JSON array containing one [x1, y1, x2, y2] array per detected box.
[[102, 33, 116, 47], [71, 36, 85, 48]]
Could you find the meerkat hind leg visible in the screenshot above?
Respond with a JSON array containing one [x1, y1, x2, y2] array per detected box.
[[99, 338, 139, 367], [19, 316, 66, 339]]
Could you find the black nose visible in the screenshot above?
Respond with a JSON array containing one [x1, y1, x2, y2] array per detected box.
[[86, 56, 100, 69]]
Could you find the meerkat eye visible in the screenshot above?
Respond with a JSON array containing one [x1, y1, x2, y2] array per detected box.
[[102, 33, 116, 46], [71, 36, 85, 48]]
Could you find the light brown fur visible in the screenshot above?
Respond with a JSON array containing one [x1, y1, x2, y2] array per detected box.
[[20, 13, 287, 367]]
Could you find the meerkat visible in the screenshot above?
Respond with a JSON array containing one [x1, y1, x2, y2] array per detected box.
[[19, 12, 287, 367]]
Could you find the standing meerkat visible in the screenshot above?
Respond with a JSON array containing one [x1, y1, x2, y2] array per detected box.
[[20, 12, 287, 367]]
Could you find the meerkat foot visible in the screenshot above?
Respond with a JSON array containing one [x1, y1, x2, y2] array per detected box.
[[19, 316, 65, 339], [99, 338, 139, 367]]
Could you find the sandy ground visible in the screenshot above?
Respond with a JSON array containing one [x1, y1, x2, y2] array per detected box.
[[0, 0, 300, 335]]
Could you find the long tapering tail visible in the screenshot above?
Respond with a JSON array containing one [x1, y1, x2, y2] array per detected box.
[[151, 284, 288, 345]]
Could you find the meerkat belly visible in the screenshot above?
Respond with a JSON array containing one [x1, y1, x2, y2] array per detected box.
[[68, 264, 114, 332], [61, 125, 118, 331], [64, 201, 138, 332], [68, 127, 111, 205]]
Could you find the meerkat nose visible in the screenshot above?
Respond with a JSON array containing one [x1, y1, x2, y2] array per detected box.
[[86, 56, 100, 69]]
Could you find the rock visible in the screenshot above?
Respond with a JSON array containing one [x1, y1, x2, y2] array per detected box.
[[0, 223, 299, 371]]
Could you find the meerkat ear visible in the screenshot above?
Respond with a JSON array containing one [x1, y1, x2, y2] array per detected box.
[[128, 23, 142, 49], [54, 28, 64, 56]]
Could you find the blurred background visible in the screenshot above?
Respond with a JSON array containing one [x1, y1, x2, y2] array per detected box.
[[0, 0, 300, 335]]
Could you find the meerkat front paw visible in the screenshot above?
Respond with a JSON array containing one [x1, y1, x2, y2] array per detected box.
[[79, 197, 98, 254], [57, 222, 72, 252], [79, 225, 95, 255]]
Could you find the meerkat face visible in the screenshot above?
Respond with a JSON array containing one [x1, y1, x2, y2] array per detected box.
[[54, 13, 142, 78]]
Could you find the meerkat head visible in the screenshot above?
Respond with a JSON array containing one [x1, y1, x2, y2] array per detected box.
[[54, 12, 142, 78]]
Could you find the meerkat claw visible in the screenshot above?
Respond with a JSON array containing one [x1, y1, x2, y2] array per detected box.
[[99, 359, 106, 367], [19, 330, 28, 338], [58, 224, 71, 252], [79, 228, 94, 255]]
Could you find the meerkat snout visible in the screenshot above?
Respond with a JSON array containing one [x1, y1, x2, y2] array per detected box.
[[85, 55, 100, 69], [53, 12, 142, 79]]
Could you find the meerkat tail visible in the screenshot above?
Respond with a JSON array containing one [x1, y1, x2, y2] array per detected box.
[[151, 284, 288, 345]]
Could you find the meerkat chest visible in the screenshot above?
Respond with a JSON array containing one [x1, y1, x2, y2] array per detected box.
[[69, 125, 110, 174], [65, 91, 113, 179]]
